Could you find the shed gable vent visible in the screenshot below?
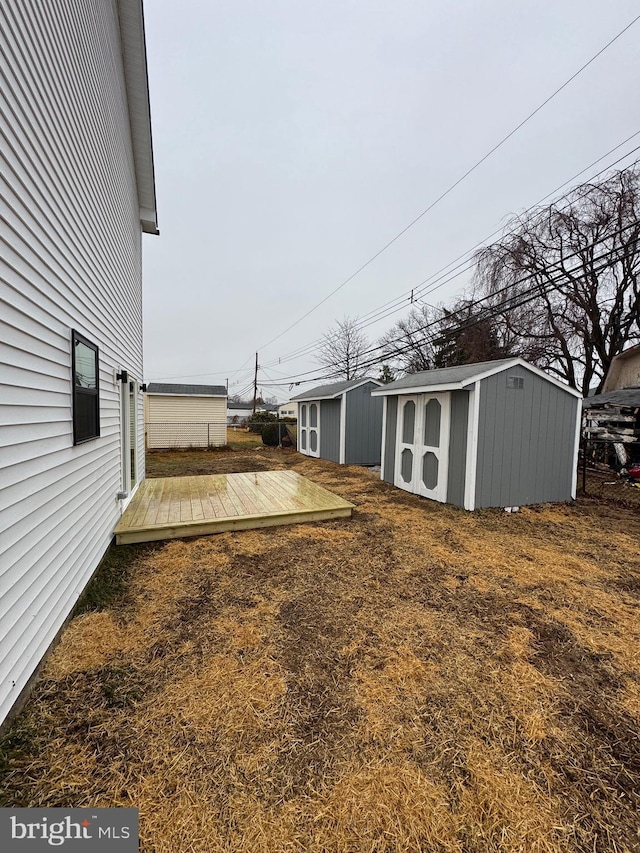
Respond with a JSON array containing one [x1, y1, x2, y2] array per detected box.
[[506, 375, 524, 389]]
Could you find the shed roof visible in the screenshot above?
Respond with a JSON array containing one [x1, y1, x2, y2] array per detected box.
[[582, 387, 640, 409], [146, 383, 227, 396], [291, 377, 381, 402], [371, 358, 582, 398]]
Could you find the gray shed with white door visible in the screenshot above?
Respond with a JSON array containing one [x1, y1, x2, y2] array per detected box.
[[371, 358, 582, 510], [291, 377, 383, 465]]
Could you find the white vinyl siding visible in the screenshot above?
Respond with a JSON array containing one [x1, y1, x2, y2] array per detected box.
[[0, 0, 146, 725], [146, 395, 227, 448]]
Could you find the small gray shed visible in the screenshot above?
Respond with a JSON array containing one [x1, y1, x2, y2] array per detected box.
[[291, 377, 383, 465], [371, 358, 582, 510]]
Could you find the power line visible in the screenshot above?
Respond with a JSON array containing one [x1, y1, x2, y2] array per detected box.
[[261, 140, 640, 372], [254, 14, 640, 355], [258, 224, 640, 386], [338, 240, 640, 378], [261, 140, 640, 371], [151, 365, 253, 382]]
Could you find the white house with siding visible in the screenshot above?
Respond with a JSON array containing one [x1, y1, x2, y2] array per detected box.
[[227, 400, 254, 424], [603, 343, 640, 393], [0, 0, 158, 728], [278, 401, 298, 419], [145, 383, 228, 448]]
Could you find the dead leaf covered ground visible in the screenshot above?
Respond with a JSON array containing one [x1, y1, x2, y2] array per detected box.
[[2, 446, 640, 853]]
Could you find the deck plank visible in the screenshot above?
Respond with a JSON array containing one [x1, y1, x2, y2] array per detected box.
[[114, 470, 354, 544]]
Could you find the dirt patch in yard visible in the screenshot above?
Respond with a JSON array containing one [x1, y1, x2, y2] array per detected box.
[[2, 448, 640, 852]]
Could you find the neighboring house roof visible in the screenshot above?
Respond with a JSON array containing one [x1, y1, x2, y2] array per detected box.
[[227, 401, 277, 411], [146, 383, 227, 396], [609, 343, 640, 362], [291, 377, 382, 402], [582, 387, 640, 409], [116, 0, 158, 235], [371, 357, 582, 398]]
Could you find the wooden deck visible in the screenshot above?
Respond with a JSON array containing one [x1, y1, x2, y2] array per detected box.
[[114, 470, 354, 544]]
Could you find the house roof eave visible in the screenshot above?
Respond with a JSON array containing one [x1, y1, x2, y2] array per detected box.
[[116, 0, 158, 235]]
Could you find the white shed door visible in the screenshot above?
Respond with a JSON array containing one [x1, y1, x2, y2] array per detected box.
[[299, 403, 308, 452], [308, 402, 320, 457], [394, 393, 450, 502], [395, 396, 418, 492], [299, 402, 320, 457]]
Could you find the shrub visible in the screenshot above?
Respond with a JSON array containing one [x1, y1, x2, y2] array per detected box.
[[261, 422, 285, 446], [248, 411, 277, 433]]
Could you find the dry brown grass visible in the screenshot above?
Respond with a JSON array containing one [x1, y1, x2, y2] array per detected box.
[[226, 427, 264, 448], [2, 447, 640, 852]]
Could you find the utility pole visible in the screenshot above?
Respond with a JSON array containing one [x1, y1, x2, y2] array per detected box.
[[252, 352, 258, 415], [225, 377, 228, 394]]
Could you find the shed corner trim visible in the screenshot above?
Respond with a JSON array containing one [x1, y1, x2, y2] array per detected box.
[[339, 392, 347, 464], [463, 381, 481, 511]]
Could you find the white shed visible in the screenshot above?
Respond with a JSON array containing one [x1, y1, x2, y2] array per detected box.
[[0, 1, 157, 728], [145, 383, 228, 448], [227, 401, 254, 424]]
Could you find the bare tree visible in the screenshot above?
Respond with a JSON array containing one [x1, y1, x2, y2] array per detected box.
[[318, 317, 369, 380], [474, 168, 640, 395], [378, 304, 439, 374]]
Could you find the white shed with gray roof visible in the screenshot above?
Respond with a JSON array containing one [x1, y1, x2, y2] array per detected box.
[[145, 383, 227, 448], [291, 378, 383, 465], [372, 358, 582, 510]]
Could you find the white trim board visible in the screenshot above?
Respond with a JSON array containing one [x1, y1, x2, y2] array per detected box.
[[464, 381, 481, 511], [339, 393, 347, 464], [379, 396, 388, 481], [570, 397, 582, 500]]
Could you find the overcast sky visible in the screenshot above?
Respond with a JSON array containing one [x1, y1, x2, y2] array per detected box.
[[141, 0, 639, 401]]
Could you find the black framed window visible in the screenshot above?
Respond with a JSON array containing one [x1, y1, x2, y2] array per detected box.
[[72, 330, 100, 444]]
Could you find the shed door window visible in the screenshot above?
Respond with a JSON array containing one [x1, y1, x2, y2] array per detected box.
[[72, 330, 100, 444], [423, 398, 441, 447], [402, 400, 415, 444], [310, 404, 318, 427]]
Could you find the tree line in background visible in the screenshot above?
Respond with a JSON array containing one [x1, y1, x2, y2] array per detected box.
[[319, 167, 640, 395]]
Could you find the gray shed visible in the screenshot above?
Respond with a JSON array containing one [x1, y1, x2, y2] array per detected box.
[[291, 377, 383, 465], [372, 358, 582, 510]]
